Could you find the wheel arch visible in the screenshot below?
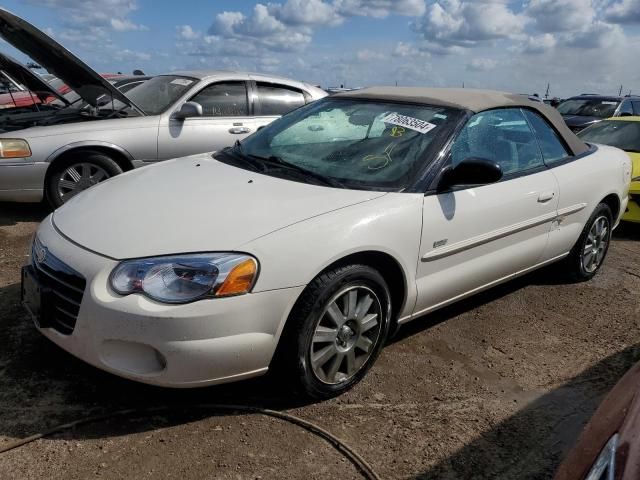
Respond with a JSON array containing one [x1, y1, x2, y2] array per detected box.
[[45, 141, 136, 173], [304, 249, 409, 329], [600, 193, 621, 221]]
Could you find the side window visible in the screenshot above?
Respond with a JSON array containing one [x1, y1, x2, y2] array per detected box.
[[451, 108, 544, 176], [256, 83, 306, 116], [632, 101, 640, 116], [189, 82, 248, 117], [523, 110, 570, 164], [619, 100, 634, 116]]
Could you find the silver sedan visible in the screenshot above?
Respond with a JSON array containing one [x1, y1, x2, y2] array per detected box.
[[0, 8, 326, 206]]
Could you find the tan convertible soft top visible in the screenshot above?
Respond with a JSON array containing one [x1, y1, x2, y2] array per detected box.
[[335, 87, 589, 156]]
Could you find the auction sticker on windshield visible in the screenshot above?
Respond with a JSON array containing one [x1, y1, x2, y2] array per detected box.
[[170, 79, 194, 86], [382, 113, 437, 134]]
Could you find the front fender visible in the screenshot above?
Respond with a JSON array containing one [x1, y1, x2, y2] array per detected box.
[[242, 192, 424, 320]]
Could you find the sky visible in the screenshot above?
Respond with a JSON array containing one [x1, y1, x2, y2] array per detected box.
[[1, 0, 640, 98]]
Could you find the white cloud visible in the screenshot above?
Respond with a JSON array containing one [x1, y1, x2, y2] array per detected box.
[[412, 0, 526, 52], [526, 0, 595, 33], [356, 49, 387, 61], [334, 0, 427, 18], [177, 25, 200, 40], [268, 0, 343, 26], [110, 18, 147, 32], [466, 57, 498, 71], [604, 0, 640, 23], [112, 48, 151, 62], [25, 0, 147, 33], [519, 33, 557, 53]]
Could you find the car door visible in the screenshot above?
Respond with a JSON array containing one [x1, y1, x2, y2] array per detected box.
[[157, 80, 254, 160], [252, 81, 308, 130], [413, 108, 560, 316]]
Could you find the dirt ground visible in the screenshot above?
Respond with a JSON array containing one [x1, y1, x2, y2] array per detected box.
[[0, 202, 639, 480]]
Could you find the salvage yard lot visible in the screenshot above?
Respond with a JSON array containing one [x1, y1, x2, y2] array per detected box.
[[1, 202, 639, 480]]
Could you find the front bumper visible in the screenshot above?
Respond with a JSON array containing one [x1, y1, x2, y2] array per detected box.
[[0, 162, 47, 202], [28, 216, 304, 387]]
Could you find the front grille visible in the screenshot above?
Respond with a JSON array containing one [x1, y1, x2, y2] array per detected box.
[[31, 237, 86, 335]]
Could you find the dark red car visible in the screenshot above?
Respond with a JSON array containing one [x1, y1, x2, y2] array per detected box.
[[555, 361, 640, 479]]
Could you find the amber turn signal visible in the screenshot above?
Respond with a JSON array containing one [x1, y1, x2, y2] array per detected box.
[[0, 139, 32, 158], [215, 258, 258, 296]]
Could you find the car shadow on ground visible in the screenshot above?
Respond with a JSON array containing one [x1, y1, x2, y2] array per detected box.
[[0, 202, 49, 227], [613, 220, 640, 240], [414, 343, 640, 479]]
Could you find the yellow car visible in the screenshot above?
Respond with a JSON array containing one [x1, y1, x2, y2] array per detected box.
[[578, 117, 640, 223]]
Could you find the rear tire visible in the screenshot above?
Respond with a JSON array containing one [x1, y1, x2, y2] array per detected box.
[[45, 151, 122, 208], [277, 264, 391, 400], [565, 202, 613, 281]]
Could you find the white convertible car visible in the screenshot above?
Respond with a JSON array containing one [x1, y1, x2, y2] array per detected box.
[[22, 88, 632, 398]]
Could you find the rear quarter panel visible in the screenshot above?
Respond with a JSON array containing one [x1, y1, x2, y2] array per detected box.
[[544, 144, 631, 259]]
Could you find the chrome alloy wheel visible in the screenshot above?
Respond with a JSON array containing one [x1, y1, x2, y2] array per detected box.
[[310, 285, 383, 385], [582, 215, 610, 274], [56, 163, 110, 201]]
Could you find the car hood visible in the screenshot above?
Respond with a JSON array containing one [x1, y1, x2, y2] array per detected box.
[[52, 153, 387, 259], [0, 8, 139, 111], [0, 51, 68, 105], [562, 115, 602, 130]]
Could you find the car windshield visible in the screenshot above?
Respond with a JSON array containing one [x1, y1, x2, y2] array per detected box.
[[46, 75, 194, 115], [223, 98, 461, 190], [557, 99, 619, 118], [578, 120, 640, 153], [120, 75, 196, 115]]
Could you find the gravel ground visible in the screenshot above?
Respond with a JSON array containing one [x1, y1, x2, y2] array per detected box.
[[0, 202, 639, 479]]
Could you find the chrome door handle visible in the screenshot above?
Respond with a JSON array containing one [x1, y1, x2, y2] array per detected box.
[[538, 192, 555, 203], [229, 127, 251, 134]]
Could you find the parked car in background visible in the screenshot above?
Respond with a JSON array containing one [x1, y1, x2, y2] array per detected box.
[[0, 51, 67, 110], [578, 117, 640, 223], [0, 54, 27, 95], [0, 70, 150, 113], [22, 88, 631, 398], [0, 8, 326, 206], [555, 360, 640, 480], [558, 94, 640, 133], [543, 97, 562, 108]]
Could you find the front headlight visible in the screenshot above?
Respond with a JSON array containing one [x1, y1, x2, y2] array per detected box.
[[109, 253, 258, 304], [0, 139, 31, 158]]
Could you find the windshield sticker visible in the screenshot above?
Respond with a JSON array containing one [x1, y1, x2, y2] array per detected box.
[[602, 101, 618, 105], [171, 79, 194, 86], [382, 113, 437, 134], [434, 113, 448, 119]]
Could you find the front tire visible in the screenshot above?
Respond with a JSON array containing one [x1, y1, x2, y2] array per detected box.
[[279, 264, 391, 400], [45, 151, 123, 208], [565, 202, 613, 281]]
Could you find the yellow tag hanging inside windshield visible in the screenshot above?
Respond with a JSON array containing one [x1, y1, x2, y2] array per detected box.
[[390, 126, 405, 137]]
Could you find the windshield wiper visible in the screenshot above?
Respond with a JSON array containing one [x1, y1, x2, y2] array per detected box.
[[246, 153, 344, 188], [215, 142, 264, 173]]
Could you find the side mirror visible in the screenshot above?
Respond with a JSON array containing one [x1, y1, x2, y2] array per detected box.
[[439, 157, 503, 190], [620, 111, 633, 117], [173, 101, 203, 120]]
